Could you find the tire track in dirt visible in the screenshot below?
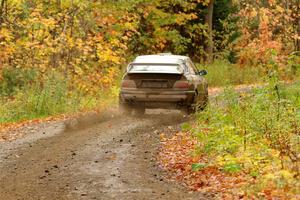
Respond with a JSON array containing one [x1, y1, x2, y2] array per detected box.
[[0, 110, 210, 200]]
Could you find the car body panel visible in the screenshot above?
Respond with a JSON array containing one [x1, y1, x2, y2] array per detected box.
[[121, 88, 195, 102]]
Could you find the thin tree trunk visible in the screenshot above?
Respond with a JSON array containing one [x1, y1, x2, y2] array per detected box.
[[205, 0, 214, 63], [296, 0, 300, 51], [0, 0, 6, 25]]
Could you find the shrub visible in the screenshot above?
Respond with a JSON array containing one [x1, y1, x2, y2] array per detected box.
[[193, 80, 300, 195], [0, 67, 37, 96], [0, 73, 72, 123], [0, 71, 118, 124]]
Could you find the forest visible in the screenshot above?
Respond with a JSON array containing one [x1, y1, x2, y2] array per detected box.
[[0, 0, 299, 199]]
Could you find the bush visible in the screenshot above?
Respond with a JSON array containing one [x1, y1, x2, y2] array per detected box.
[[193, 80, 300, 196], [0, 71, 119, 124], [0, 73, 72, 123], [0, 67, 37, 96]]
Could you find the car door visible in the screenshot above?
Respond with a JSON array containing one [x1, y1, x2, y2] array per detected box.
[[186, 59, 207, 101], [185, 59, 202, 87]]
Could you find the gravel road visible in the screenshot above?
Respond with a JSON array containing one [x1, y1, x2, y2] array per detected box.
[[0, 109, 210, 200]]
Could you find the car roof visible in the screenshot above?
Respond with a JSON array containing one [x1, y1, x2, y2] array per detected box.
[[132, 54, 189, 65]]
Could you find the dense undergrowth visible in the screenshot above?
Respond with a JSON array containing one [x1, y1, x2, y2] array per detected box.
[[195, 80, 299, 195], [159, 77, 300, 198], [0, 70, 119, 124]]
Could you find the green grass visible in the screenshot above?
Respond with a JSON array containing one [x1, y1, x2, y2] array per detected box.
[[192, 80, 300, 196], [0, 77, 70, 123], [0, 73, 117, 124], [196, 60, 263, 87]]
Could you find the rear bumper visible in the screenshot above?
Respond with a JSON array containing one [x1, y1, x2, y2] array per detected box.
[[120, 89, 195, 103]]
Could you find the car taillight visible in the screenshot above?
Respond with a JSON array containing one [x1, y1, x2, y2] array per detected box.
[[121, 80, 136, 88], [173, 81, 190, 89]]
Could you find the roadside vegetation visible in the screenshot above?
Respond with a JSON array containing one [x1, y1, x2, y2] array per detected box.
[[198, 61, 263, 87], [205, 79, 299, 193], [159, 78, 300, 199], [0, 76, 118, 124]]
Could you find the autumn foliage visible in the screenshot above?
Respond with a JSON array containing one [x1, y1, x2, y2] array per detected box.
[[159, 81, 300, 199], [0, 0, 299, 98], [232, 0, 299, 68], [0, 0, 135, 95], [158, 131, 252, 199]]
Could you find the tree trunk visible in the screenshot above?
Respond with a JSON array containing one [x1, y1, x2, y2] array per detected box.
[[296, 0, 300, 52], [0, 0, 6, 25], [205, 0, 214, 63]]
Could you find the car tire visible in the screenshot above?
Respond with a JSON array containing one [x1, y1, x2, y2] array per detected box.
[[195, 88, 208, 111], [119, 96, 133, 115], [134, 106, 145, 116], [199, 93, 208, 110], [186, 105, 196, 115], [119, 103, 133, 115]]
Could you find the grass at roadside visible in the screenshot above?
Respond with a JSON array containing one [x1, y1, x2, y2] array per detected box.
[[0, 73, 119, 126], [158, 81, 300, 199], [196, 60, 263, 87]]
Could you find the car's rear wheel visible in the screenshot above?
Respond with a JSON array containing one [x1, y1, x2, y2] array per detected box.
[[134, 106, 145, 116], [119, 103, 133, 115], [183, 93, 197, 115], [194, 88, 209, 111], [185, 89, 208, 114], [197, 93, 208, 111], [202, 89, 209, 109], [119, 96, 133, 115], [186, 105, 196, 115]]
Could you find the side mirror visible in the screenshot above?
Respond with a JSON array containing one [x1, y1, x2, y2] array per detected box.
[[197, 70, 207, 76]]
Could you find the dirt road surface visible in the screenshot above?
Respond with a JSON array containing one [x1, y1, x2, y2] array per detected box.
[[0, 110, 211, 200]]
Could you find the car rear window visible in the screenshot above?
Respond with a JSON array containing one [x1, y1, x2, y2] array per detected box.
[[128, 64, 184, 74]]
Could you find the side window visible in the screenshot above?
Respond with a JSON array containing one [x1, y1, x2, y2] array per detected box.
[[179, 60, 189, 74], [185, 59, 196, 74], [188, 59, 198, 74]]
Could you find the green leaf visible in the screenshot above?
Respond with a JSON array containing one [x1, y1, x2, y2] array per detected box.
[[191, 163, 206, 172], [250, 171, 259, 178], [181, 122, 192, 131], [223, 163, 241, 173]]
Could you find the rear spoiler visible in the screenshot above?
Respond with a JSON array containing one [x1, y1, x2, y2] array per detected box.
[[127, 71, 184, 74], [126, 63, 185, 74]]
